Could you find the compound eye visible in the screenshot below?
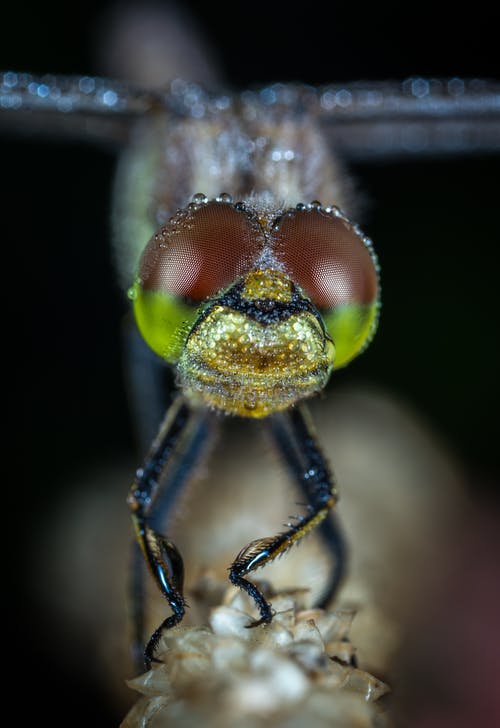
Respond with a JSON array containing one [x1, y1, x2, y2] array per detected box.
[[272, 207, 380, 367], [131, 199, 264, 363], [272, 207, 378, 309], [138, 200, 263, 301]]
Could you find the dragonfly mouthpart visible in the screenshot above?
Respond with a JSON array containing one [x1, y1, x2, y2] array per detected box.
[[178, 268, 335, 417]]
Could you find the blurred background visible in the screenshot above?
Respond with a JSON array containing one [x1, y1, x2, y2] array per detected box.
[[2, 1, 499, 725]]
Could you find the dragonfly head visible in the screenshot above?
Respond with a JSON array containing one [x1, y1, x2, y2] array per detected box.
[[129, 194, 380, 417]]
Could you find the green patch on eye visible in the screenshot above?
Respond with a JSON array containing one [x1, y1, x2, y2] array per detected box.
[[323, 302, 379, 369], [130, 281, 200, 363]]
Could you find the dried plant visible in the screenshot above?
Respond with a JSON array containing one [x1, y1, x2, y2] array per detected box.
[[123, 576, 390, 727]]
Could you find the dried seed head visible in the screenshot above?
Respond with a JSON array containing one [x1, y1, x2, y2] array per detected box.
[[123, 579, 390, 727]]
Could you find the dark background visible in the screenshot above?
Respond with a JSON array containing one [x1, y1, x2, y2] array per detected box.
[[2, 1, 499, 724]]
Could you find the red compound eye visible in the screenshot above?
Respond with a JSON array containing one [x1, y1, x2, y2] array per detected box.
[[271, 207, 379, 310], [139, 201, 264, 301]]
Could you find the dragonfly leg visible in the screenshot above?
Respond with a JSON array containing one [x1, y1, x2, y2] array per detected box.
[[229, 405, 338, 625], [269, 407, 346, 608], [127, 396, 211, 669]]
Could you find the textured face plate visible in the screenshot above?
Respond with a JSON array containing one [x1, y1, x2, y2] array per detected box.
[[131, 195, 380, 415], [178, 298, 335, 418]]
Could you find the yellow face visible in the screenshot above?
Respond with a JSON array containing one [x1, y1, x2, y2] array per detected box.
[[177, 269, 335, 417], [130, 196, 380, 417]]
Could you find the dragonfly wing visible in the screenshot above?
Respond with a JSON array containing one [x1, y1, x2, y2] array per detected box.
[[2, 73, 499, 157], [238, 78, 500, 160], [0, 71, 157, 146]]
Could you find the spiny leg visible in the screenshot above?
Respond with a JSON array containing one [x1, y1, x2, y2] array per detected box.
[[129, 540, 146, 670], [128, 395, 211, 669], [269, 405, 355, 667], [269, 407, 346, 608], [122, 317, 178, 666], [123, 317, 174, 668], [128, 409, 211, 670], [229, 404, 338, 625]]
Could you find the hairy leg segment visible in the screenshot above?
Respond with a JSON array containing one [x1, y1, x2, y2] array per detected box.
[[229, 405, 340, 626], [128, 400, 342, 668]]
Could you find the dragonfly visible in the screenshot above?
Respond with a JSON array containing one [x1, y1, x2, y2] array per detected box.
[[3, 68, 500, 674]]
